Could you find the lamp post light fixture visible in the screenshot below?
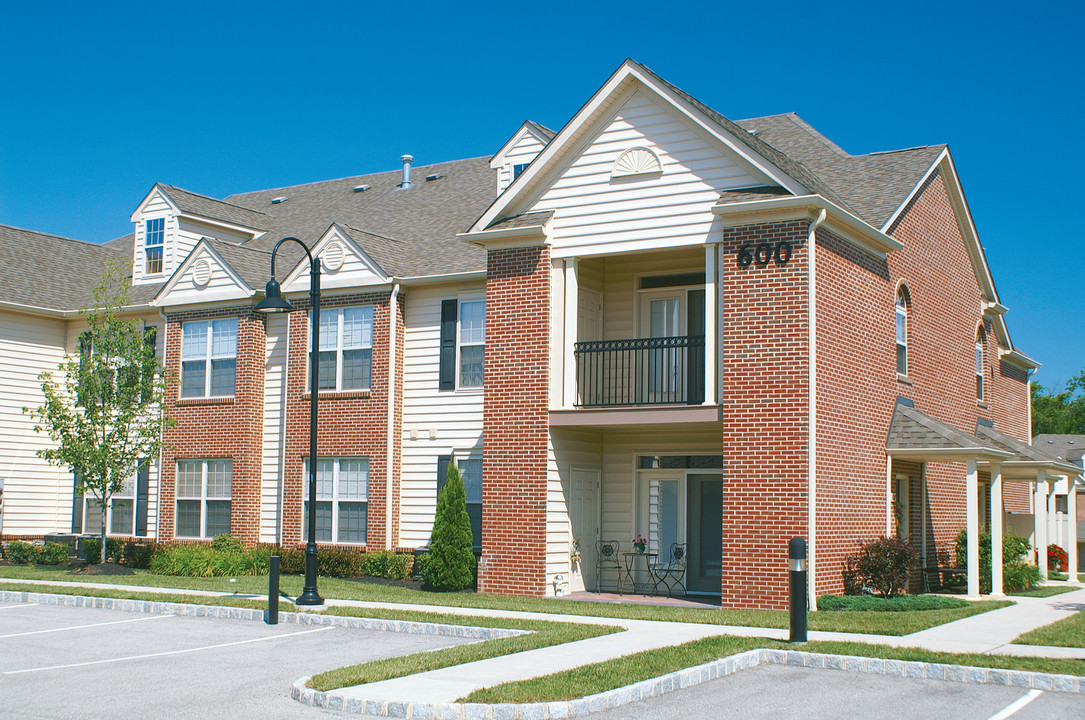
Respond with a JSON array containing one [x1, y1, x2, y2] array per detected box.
[[255, 236, 324, 606]]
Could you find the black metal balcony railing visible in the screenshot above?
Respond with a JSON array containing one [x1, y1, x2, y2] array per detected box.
[[574, 335, 705, 407]]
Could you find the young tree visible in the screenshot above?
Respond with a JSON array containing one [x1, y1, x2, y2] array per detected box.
[[25, 263, 173, 564], [1032, 368, 1085, 436], [422, 463, 477, 591]]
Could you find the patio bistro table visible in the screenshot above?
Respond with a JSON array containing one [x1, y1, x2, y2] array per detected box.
[[621, 551, 658, 595]]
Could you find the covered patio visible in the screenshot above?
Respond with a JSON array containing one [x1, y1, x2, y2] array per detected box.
[[886, 399, 1080, 599]]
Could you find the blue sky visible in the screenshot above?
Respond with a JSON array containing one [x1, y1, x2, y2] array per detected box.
[[1, 1, 1081, 388]]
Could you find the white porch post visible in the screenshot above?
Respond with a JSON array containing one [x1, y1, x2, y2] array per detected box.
[[1035, 471, 1049, 580], [563, 259, 579, 409], [1069, 478, 1079, 582], [990, 462, 1004, 597], [1048, 486, 1058, 564], [703, 244, 717, 406], [966, 459, 980, 599]]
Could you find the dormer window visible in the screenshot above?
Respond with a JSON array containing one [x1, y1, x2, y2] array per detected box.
[[512, 163, 529, 181], [145, 218, 164, 275]]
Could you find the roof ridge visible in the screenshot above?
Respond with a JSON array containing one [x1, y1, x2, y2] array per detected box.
[[0, 222, 125, 251], [342, 224, 406, 244], [226, 155, 491, 200], [159, 184, 269, 217], [204, 237, 273, 255], [862, 144, 946, 158]]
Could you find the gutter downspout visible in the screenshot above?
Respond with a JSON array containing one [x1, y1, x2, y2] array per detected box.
[[807, 208, 827, 611], [386, 282, 401, 550]]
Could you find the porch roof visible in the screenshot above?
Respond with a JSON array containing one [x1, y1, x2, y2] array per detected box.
[[885, 400, 1013, 463], [974, 420, 1082, 479]]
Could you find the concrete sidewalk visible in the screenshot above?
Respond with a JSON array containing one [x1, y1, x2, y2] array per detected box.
[[4, 577, 1084, 704]]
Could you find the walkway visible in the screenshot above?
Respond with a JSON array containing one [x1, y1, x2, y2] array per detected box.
[[5, 578, 1085, 704]]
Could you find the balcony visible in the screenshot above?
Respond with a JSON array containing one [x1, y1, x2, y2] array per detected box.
[[574, 335, 705, 407]]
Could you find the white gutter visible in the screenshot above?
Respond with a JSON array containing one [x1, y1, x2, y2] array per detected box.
[[385, 282, 401, 550], [0, 299, 153, 319], [807, 208, 826, 611]]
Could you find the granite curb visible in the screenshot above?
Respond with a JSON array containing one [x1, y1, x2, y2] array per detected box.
[[293, 648, 1085, 718], [0, 590, 530, 640]]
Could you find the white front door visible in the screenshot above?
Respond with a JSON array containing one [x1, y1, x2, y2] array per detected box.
[[570, 467, 600, 588]]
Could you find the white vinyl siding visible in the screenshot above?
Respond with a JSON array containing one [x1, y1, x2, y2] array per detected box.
[[260, 313, 288, 543], [547, 428, 603, 594], [400, 283, 486, 548], [528, 90, 765, 257], [0, 312, 72, 534]]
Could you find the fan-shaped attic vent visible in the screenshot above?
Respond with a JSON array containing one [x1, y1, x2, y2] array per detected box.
[[321, 241, 345, 272], [611, 146, 662, 179]]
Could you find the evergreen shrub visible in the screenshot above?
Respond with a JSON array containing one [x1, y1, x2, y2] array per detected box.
[[81, 537, 123, 564], [421, 463, 476, 591], [845, 536, 917, 597], [955, 529, 1038, 593], [38, 542, 70, 565], [6, 541, 41, 565]]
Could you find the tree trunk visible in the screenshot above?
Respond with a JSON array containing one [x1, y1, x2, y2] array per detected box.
[[99, 493, 108, 565]]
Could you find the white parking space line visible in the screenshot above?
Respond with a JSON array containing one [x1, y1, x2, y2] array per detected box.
[[0, 603, 39, 610], [986, 689, 1043, 720], [0, 613, 173, 638], [3, 625, 336, 675]]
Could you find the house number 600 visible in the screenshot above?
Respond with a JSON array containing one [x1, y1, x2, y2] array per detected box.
[[737, 241, 792, 268]]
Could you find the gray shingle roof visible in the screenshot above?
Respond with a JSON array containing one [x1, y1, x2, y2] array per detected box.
[[0, 224, 137, 311], [487, 211, 555, 231], [886, 402, 996, 451], [202, 239, 276, 290], [716, 186, 792, 205], [975, 422, 1064, 463], [1033, 434, 1085, 465], [157, 184, 269, 231], [735, 113, 945, 228], [223, 156, 494, 277]]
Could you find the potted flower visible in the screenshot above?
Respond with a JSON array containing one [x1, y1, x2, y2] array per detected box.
[[1048, 544, 1068, 572], [632, 534, 646, 553], [570, 539, 582, 567]]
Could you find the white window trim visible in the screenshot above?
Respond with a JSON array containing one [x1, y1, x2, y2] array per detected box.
[[308, 305, 374, 392], [175, 459, 232, 539], [453, 451, 483, 548], [304, 457, 369, 544], [143, 216, 166, 276], [180, 318, 238, 398], [456, 296, 485, 390], [895, 292, 909, 376], [82, 479, 137, 537], [975, 329, 986, 401]]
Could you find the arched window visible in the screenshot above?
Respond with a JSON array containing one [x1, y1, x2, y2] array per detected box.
[[896, 287, 910, 375], [975, 325, 986, 400]]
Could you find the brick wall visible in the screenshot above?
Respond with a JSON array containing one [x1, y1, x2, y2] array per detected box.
[[161, 307, 265, 544], [280, 290, 395, 549], [480, 244, 550, 596], [720, 220, 809, 609]]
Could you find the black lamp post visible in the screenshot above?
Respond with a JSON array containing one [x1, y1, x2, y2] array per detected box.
[[255, 236, 323, 606]]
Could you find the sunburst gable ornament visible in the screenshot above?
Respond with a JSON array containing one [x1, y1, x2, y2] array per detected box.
[[611, 146, 663, 179]]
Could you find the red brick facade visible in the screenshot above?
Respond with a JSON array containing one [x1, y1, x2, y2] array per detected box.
[[479, 244, 551, 596], [161, 307, 266, 544]]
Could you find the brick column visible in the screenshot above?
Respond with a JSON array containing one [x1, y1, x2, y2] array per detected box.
[[480, 244, 551, 596]]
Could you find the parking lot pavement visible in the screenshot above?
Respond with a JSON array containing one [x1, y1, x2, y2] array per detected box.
[[0, 600, 474, 720], [581, 664, 1085, 720]]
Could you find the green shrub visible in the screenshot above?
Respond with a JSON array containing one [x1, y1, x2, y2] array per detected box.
[[38, 542, 71, 565], [81, 537, 123, 564], [122, 541, 160, 569], [846, 536, 917, 597], [955, 529, 1038, 593], [149, 543, 270, 577], [818, 594, 968, 612], [279, 547, 305, 574], [211, 533, 244, 553], [6, 541, 41, 565], [421, 463, 476, 591], [360, 550, 414, 580], [316, 547, 362, 578]]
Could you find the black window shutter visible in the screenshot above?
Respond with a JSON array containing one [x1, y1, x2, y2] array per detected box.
[[436, 455, 451, 500], [71, 472, 83, 533], [439, 300, 457, 390], [135, 461, 150, 537]]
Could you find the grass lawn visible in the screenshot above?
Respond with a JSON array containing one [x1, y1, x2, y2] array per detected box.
[[0, 566, 1009, 636], [1014, 610, 1085, 647], [465, 635, 1085, 703], [1011, 586, 1077, 598]]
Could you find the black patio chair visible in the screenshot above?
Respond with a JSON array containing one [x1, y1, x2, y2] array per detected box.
[[595, 539, 622, 593], [651, 542, 687, 598]]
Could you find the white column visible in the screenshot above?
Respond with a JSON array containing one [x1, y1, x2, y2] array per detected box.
[[1036, 471, 1049, 580], [563, 259, 579, 409], [966, 459, 980, 599], [703, 244, 717, 406], [990, 462, 1004, 597], [1069, 479, 1079, 583], [1048, 485, 1058, 564]]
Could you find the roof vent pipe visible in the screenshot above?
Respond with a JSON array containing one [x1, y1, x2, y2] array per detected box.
[[400, 154, 414, 189]]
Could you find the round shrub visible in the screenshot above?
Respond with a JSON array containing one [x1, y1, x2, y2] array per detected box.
[[5, 541, 41, 565], [211, 533, 244, 553], [38, 542, 70, 565], [845, 536, 917, 597], [80, 537, 123, 564]]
